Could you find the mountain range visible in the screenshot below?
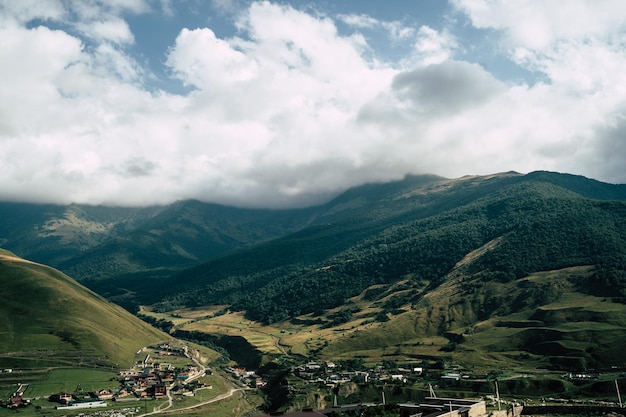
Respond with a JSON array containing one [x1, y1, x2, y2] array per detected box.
[[2, 170, 626, 370]]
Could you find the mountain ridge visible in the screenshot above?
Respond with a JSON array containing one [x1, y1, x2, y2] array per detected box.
[[2, 170, 626, 371], [141, 171, 626, 343]]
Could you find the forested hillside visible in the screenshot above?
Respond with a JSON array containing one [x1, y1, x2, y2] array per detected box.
[[147, 172, 626, 325], [0, 199, 319, 283], [2, 171, 626, 369]]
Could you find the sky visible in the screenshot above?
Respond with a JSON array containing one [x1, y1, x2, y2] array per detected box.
[[1, 0, 626, 208]]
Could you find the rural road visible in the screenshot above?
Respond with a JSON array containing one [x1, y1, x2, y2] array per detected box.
[[136, 387, 245, 416], [167, 387, 245, 412], [136, 343, 244, 417]]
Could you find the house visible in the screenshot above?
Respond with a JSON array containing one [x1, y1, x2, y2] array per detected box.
[[120, 369, 139, 377], [157, 343, 186, 356], [96, 389, 115, 400], [391, 374, 407, 383], [232, 366, 247, 376], [306, 362, 321, 371], [7, 396, 29, 409], [152, 384, 167, 397], [161, 372, 175, 382], [124, 380, 137, 390], [117, 388, 131, 398], [49, 392, 74, 405], [56, 400, 107, 410]]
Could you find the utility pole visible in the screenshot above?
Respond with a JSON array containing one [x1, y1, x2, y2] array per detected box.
[[495, 380, 501, 411]]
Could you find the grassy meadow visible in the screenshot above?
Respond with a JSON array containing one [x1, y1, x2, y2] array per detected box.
[[0, 252, 167, 367], [139, 265, 626, 379]]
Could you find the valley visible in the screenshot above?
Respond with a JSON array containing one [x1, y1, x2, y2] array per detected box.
[[133, 264, 626, 413], [2, 171, 626, 415]]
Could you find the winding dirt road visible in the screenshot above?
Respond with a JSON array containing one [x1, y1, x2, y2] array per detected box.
[[136, 387, 245, 416]]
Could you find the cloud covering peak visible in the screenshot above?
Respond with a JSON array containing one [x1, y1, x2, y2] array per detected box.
[[1, 1, 626, 208]]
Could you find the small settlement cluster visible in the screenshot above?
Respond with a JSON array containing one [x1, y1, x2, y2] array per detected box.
[[3, 342, 208, 411], [229, 360, 428, 390], [293, 361, 424, 385]]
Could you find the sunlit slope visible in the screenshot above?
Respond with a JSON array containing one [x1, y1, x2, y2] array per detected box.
[[321, 266, 626, 369], [0, 249, 167, 366], [169, 266, 626, 370]]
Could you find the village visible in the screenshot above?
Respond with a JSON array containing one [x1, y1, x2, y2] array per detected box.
[[4, 344, 626, 417], [2, 342, 210, 411], [230, 358, 475, 390]]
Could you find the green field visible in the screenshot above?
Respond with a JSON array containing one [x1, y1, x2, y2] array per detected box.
[[0, 351, 256, 417], [0, 368, 116, 401], [27, 368, 118, 397]]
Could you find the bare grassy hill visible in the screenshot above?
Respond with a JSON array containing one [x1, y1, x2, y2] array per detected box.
[[0, 249, 167, 367]]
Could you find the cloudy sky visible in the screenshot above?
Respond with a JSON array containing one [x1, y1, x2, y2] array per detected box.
[[1, 0, 626, 208]]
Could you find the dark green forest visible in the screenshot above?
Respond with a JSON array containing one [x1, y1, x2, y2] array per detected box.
[[2, 171, 626, 326], [145, 172, 626, 324]]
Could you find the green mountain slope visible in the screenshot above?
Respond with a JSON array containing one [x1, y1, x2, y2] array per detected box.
[[0, 249, 167, 367], [0, 200, 319, 284], [0, 203, 142, 266], [2, 171, 626, 370], [145, 172, 626, 368], [317, 265, 626, 370]]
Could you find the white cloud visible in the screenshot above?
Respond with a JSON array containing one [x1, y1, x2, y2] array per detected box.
[[338, 12, 417, 42], [0, 0, 65, 25], [70, 0, 150, 20], [411, 26, 457, 65], [0, 24, 83, 135], [76, 17, 135, 45], [383, 21, 417, 41], [451, 0, 626, 88], [167, 27, 258, 90], [452, 0, 626, 50], [159, 2, 401, 206], [0, 1, 626, 208], [448, 0, 626, 181], [338, 13, 379, 29], [338, 13, 456, 66]]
